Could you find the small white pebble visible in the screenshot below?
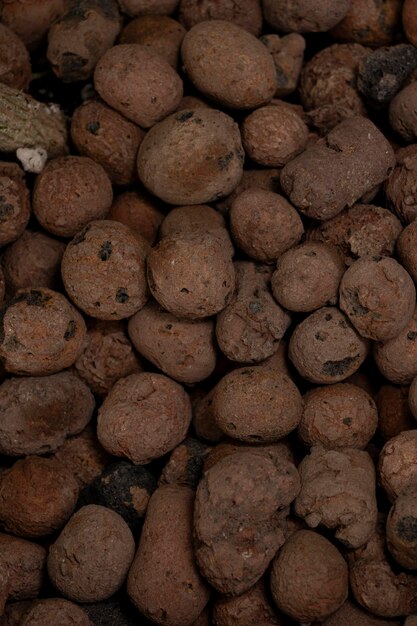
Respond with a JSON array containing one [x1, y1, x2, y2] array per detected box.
[[16, 147, 48, 174]]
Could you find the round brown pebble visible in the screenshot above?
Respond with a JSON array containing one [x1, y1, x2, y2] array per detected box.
[[289, 307, 369, 384], [0, 287, 86, 376], [307, 203, 402, 266], [215, 167, 281, 215], [299, 383, 378, 449], [242, 104, 308, 167], [263, 0, 351, 33], [119, 15, 186, 67], [179, 0, 262, 36], [137, 108, 244, 205], [147, 232, 235, 319], [299, 43, 368, 115], [117, 0, 179, 17], [128, 300, 216, 384], [213, 580, 283, 626], [74, 320, 142, 397], [94, 44, 183, 128], [339, 256, 416, 341], [0, 162, 30, 247], [20, 599, 93, 626], [387, 493, 417, 570], [379, 431, 417, 501], [0, 371, 94, 456], [127, 485, 210, 626], [397, 219, 417, 283], [374, 306, 417, 384], [212, 366, 303, 443], [48, 505, 135, 603], [108, 189, 164, 246], [386, 145, 417, 224], [0, 456, 78, 538], [272, 242, 344, 313], [377, 385, 415, 440], [322, 599, 401, 625], [2, 230, 66, 294], [97, 372, 192, 464], [70, 100, 145, 186], [33, 156, 113, 238], [216, 261, 291, 364], [330, 0, 402, 47], [403, 0, 417, 47], [1, 0, 66, 49], [181, 20, 277, 109], [230, 188, 304, 263], [270, 530, 348, 622], [0, 533, 46, 605], [0, 23, 31, 90], [389, 82, 417, 143], [61, 220, 149, 320]]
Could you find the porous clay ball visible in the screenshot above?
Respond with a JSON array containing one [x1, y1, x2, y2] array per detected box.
[[127, 485, 210, 626], [307, 204, 402, 266], [53, 425, 110, 489], [386, 145, 417, 224], [0, 371, 94, 456], [0, 456, 78, 538], [147, 233, 235, 319], [128, 300, 216, 384], [47, 0, 121, 82], [403, 0, 417, 47], [33, 156, 113, 238], [119, 15, 185, 67], [194, 451, 288, 595], [263, 0, 350, 33], [270, 530, 348, 622], [108, 189, 164, 245], [289, 307, 369, 384], [97, 372, 192, 464], [339, 256, 416, 341], [137, 108, 244, 205], [179, 0, 261, 35], [181, 20, 277, 109], [0, 533, 46, 605], [0, 23, 31, 90], [397, 217, 417, 284], [74, 320, 142, 396], [160, 204, 233, 255], [242, 104, 308, 167], [48, 505, 135, 602], [299, 383, 378, 449], [212, 366, 303, 442], [374, 306, 417, 384], [0, 288, 86, 376], [216, 167, 281, 215], [330, 0, 402, 46], [20, 599, 93, 626], [230, 188, 304, 263], [86, 461, 156, 530], [272, 242, 344, 313], [387, 493, 417, 570], [0, 162, 30, 247], [389, 82, 417, 143], [281, 117, 395, 221], [379, 431, 417, 501], [117, 0, 179, 17], [70, 100, 145, 186], [62, 220, 149, 320], [159, 437, 209, 488], [377, 385, 415, 440], [261, 33, 305, 98], [1, 0, 66, 49], [212, 580, 281, 626], [216, 261, 291, 363], [299, 43, 368, 115], [94, 44, 182, 128], [322, 599, 401, 625], [2, 230, 66, 294]]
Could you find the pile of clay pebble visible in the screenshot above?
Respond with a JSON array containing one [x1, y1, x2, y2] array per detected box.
[[2, 0, 417, 624]]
